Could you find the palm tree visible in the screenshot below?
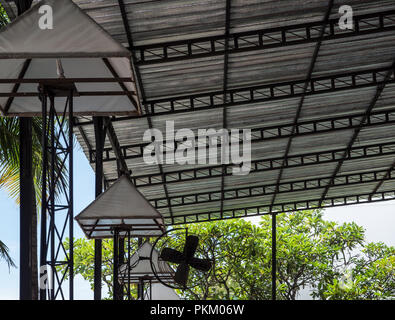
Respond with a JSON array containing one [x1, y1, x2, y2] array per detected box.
[[0, 117, 45, 299], [1, 112, 69, 301], [0, 2, 41, 299], [0, 1, 17, 275]]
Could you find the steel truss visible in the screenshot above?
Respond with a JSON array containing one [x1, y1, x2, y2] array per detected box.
[[71, 2, 395, 302], [89, 107, 395, 164], [74, 65, 395, 122], [151, 168, 395, 209], [133, 10, 395, 65], [318, 64, 395, 206], [167, 189, 395, 225], [39, 83, 74, 300], [270, 0, 335, 210], [107, 141, 395, 186]]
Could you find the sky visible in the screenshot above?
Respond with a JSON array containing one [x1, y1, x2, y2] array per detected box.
[[0, 145, 394, 300]]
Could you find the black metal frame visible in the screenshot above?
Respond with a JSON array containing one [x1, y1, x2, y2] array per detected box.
[[166, 189, 395, 225], [19, 117, 33, 300], [17, 0, 33, 301], [318, 63, 395, 206], [93, 117, 105, 300], [73, 2, 395, 228], [87, 107, 395, 164], [107, 140, 395, 188], [67, 2, 395, 302], [132, 10, 395, 65], [39, 84, 74, 300], [75, 66, 395, 122], [113, 228, 151, 301]]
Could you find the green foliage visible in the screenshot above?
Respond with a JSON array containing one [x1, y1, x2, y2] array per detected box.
[[67, 210, 394, 300], [322, 242, 395, 300], [62, 238, 139, 299], [0, 240, 16, 270], [0, 4, 15, 270], [0, 3, 9, 28]]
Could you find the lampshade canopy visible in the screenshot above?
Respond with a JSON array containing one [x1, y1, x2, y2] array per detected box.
[[0, 0, 140, 116], [75, 175, 166, 239]]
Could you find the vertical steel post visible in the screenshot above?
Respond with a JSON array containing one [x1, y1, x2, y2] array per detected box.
[[39, 85, 74, 300], [93, 239, 102, 300], [39, 95, 47, 300], [19, 117, 33, 300], [118, 237, 125, 299], [68, 91, 74, 300], [18, 0, 34, 302], [49, 97, 55, 301], [137, 237, 143, 300], [271, 213, 277, 301], [127, 230, 131, 300], [93, 117, 104, 300], [113, 228, 120, 300]]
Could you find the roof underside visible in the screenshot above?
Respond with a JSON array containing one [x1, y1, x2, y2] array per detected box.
[[15, 0, 394, 225]]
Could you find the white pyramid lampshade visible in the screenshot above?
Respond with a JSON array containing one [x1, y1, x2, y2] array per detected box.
[[75, 175, 166, 239], [0, 0, 140, 116]]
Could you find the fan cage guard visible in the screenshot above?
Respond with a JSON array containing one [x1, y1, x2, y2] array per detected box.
[[150, 228, 213, 290]]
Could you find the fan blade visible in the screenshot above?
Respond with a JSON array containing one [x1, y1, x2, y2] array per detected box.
[[189, 257, 212, 272], [174, 263, 189, 288], [184, 235, 199, 260], [160, 248, 184, 264]]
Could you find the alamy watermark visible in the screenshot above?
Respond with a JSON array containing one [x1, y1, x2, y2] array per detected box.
[[38, 5, 53, 30], [339, 5, 353, 30], [143, 121, 252, 175], [39, 265, 53, 291], [36, 4, 354, 31]]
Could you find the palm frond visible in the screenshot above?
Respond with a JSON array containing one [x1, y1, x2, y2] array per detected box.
[[0, 240, 16, 270], [0, 117, 69, 208]]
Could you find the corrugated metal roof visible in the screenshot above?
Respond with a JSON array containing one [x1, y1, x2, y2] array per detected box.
[[67, 0, 395, 225]]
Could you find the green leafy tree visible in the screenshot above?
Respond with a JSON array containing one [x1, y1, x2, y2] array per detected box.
[[177, 210, 368, 300], [62, 238, 139, 299], [321, 242, 395, 299], [0, 3, 9, 27], [66, 210, 394, 300], [0, 94, 47, 300]]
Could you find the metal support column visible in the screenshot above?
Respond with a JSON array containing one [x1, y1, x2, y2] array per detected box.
[[20, 117, 33, 300], [118, 237, 125, 299], [271, 213, 277, 301], [113, 228, 120, 300], [137, 237, 143, 300], [17, 0, 34, 302], [39, 83, 75, 300], [93, 117, 105, 300]]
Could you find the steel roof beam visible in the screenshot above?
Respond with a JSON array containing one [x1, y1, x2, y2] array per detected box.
[[369, 159, 395, 199], [219, 0, 232, 218], [103, 117, 129, 175], [117, 0, 174, 222], [74, 66, 395, 123], [151, 168, 395, 209], [270, 0, 334, 208], [106, 141, 395, 186], [318, 62, 395, 206], [89, 107, 395, 164], [133, 9, 395, 65], [165, 189, 395, 225]]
